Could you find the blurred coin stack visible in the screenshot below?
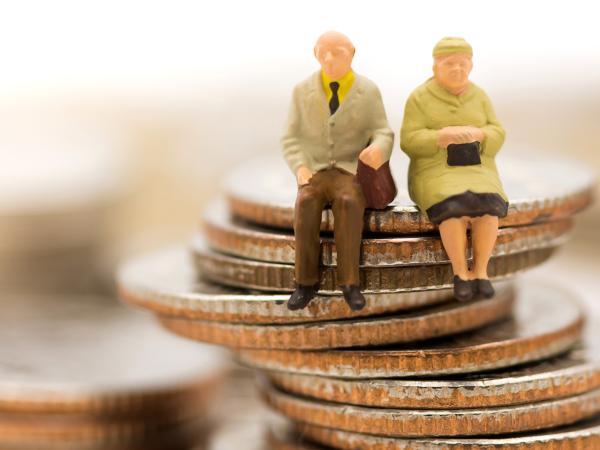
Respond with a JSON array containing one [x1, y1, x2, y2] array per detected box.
[[0, 294, 228, 450], [0, 124, 124, 295], [119, 153, 600, 449], [0, 121, 230, 450]]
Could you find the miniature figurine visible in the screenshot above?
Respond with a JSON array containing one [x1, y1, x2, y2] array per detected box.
[[281, 30, 394, 311], [400, 37, 508, 301]]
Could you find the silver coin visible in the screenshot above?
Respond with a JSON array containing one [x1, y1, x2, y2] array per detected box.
[[118, 246, 456, 325], [265, 334, 600, 408], [260, 377, 600, 437], [194, 238, 557, 293], [0, 294, 228, 415], [267, 415, 600, 449], [155, 284, 514, 350], [202, 201, 572, 266], [236, 281, 585, 378], [225, 153, 594, 234]]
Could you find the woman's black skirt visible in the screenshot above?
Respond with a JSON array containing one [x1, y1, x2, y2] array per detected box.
[[426, 190, 509, 225]]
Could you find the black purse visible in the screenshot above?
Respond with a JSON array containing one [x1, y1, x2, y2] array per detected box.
[[447, 141, 481, 166]]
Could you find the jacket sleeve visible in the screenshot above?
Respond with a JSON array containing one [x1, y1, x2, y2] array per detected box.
[[281, 85, 306, 174], [400, 94, 439, 159], [368, 85, 394, 162], [480, 91, 505, 157]]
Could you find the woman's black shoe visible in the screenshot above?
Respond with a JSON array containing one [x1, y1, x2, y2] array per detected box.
[[287, 284, 318, 310], [453, 276, 474, 302], [475, 279, 495, 298]]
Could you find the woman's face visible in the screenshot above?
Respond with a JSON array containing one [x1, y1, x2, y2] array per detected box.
[[433, 53, 473, 94]]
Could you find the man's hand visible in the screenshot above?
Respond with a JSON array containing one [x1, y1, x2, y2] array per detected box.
[[296, 166, 314, 186], [359, 144, 385, 169], [437, 126, 485, 148]]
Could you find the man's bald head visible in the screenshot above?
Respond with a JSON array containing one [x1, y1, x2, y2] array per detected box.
[[314, 31, 355, 81]]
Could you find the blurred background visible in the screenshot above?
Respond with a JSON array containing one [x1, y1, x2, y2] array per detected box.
[[0, 1, 598, 447]]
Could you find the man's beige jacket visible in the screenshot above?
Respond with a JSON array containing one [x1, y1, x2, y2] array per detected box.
[[281, 71, 394, 175]]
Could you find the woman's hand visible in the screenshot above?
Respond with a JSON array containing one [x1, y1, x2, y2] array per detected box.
[[437, 126, 485, 148]]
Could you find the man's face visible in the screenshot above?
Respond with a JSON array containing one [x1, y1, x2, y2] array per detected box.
[[315, 40, 354, 81], [433, 53, 473, 92]]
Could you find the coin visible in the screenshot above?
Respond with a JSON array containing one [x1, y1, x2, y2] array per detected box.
[[0, 417, 210, 450], [194, 241, 557, 293], [202, 202, 572, 266], [259, 378, 600, 437], [225, 154, 594, 234], [236, 281, 584, 378], [0, 295, 228, 416], [265, 338, 600, 408], [118, 246, 455, 325], [276, 415, 600, 449], [156, 284, 514, 350]]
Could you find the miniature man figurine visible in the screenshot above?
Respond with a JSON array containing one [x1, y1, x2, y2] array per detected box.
[[400, 37, 508, 301], [282, 31, 394, 311]]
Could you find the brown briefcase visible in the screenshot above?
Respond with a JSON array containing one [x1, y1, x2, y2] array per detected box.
[[356, 159, 397, 210]]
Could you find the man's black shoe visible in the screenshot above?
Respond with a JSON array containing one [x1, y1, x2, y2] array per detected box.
[[341, 284, 366, 311], [287, 284, 318, 310]]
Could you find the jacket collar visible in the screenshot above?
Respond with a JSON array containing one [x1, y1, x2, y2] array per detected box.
[[425, 77, 477, 106], [308, 70, 362, 117]]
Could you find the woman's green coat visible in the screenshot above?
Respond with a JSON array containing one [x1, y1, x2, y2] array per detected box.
[[400, 78, 507, 219]]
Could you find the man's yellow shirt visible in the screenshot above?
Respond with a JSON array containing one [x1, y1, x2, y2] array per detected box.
[[321, 69, 355, 105]]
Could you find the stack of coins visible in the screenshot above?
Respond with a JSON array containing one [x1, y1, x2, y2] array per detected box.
[[0, 130, 125, 295], [118, 153, 599, 449], [0, 294, 229, 450]]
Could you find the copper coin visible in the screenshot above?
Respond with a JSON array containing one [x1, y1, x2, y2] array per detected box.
[[0, 416, 210, 449], [274, 416, 600, 449], [225, 154, 594, 234], [259, 378, 600, 437], [236, 281, 585, 378], [0, 294, 228, 416], [194, 240, 557, 293], [202, 201, 572, 266], [156, 284, 514, 350], [118, 246, 455, 325], [265, 334, 600, 408]]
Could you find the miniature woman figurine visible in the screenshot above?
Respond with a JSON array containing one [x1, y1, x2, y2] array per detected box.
[[400, 37, 508, 301], [281, 31, 394, 311]]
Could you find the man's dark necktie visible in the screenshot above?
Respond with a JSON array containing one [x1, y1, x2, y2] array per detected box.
[[329, 81, 340, 115]]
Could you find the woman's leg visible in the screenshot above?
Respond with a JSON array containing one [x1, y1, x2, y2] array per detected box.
[[439, 217, 470, 279], [470, 214, 499, 279]]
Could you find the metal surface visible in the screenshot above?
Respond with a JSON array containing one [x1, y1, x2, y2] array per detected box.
[[236, 281, 585, 378], [260, 379, 600, 437], [224, 153, 595, 234], [265, 337, 600, 408], [118, 246, 456, 325], [194, 241, 557, 293], [202, 202, 572, 266], [156, 285, 514, 350], [0, 295, 228, 415], [270, 416, 600, 449]]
